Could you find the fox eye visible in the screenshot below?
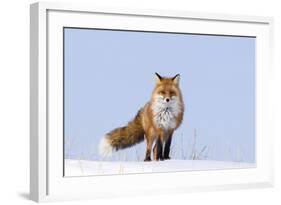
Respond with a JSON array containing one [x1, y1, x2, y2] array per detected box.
[[159, 91, 165, 95], [170, 91, 175, 96]]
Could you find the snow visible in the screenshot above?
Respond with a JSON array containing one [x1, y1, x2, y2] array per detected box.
[[65, 159, 255, 176]]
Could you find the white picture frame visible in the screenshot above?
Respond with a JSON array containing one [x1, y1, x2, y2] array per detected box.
[[30, 1, 274, 202]]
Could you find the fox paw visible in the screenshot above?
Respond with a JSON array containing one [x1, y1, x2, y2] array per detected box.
[[144, 157, 151, 162]]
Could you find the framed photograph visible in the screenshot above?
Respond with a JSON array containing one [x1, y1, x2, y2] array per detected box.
[[30, 2, 274, 202]]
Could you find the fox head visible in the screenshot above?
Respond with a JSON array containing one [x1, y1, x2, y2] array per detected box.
[[152, 72, 182, 103], [151, 72, 184, 129]]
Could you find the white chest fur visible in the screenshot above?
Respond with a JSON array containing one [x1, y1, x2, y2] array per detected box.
[[152, 96, 182, 130]]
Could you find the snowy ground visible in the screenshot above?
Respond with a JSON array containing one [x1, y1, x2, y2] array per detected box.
[[65, 159, 255, 176]]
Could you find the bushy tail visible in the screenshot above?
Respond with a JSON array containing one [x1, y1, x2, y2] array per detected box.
[[99, 109, 144, 157]]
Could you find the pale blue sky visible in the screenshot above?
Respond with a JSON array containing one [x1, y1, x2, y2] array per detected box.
[[64, 28, 255, 162]]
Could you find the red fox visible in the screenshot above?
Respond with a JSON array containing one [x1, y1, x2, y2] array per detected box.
[[99, 73, 184, 161]]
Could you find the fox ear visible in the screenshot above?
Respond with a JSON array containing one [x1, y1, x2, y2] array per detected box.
[[155, 72, 163, 83], [172, 74, 180, 84]]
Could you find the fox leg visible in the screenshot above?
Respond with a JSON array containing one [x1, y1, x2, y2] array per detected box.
[[153, 138, 164, 161], [144, 135, 153, 161], [164, 132, 173, 160]]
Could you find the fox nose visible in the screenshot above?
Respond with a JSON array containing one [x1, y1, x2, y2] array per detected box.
[[166, 98, 170, 102]]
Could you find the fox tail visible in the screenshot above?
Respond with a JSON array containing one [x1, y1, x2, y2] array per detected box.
[[98, 109, 145, 158]]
